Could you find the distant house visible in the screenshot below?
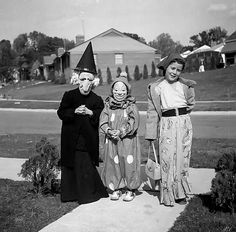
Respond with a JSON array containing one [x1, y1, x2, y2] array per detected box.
[[69, 28, 160, 82], [43, 54, 56, 80], [221, 31, 236, 66], [184, 45, 222, 73], [54, 50, 70, 81], [211, 43, 226, 68], [43, 49, 70, 81]]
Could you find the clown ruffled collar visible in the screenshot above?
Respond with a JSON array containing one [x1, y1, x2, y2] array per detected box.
[[105, 95, 136, 109]]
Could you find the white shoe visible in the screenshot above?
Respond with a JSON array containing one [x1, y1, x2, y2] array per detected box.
[[110, 190, 122, 201], [154, 180, 160, 191], [123, 191, 135, 202]]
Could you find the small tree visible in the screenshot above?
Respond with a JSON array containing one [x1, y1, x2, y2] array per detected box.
[[116, 67, 122, 77], [143, 64, 148, 79], [211, 148, 236, 215], [134, 65, 140, 81], [106, 67, 112, 84], [97, 68, 103, 85], [19, 137, 61, 194], [125, 65, 131, 82], [151, 61, 157, 78]]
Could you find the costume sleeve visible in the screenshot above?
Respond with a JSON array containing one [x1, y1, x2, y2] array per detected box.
[[99, 105, 110, 135], [119, 104, 140, 138], [57, 91, 76, 122], [186, 86, 195, 113], [89, 96, 104, 127], [145, 84, 160, 140]]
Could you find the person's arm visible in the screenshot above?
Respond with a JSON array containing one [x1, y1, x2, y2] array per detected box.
[[88, 96, 105, 126], [119, 104, 140, 138], [57, 91, 76, 122], [99, 105, 111, 135], [145, 84, 160, 141], [186, 86, 195, 113]]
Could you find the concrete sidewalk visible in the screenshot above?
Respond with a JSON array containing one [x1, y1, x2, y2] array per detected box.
[[0, 157, 215, 232]]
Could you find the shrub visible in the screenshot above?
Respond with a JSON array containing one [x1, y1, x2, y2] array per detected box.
[[97, 68, 103, 86], [116, 67, 122, 77], [134, 65, 140, 81], [59, 74, 66, 84], [211, 148, 236, 215], [125, 65, 131, 82], [143, 64, 148, 79], [151, 61, 157, 78], [54, 73, 66, 84], [106, 67, 112, 84], [19, 137, 61, 194], [215, 148, 236, 173]]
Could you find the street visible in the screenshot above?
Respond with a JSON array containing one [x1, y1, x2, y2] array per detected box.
[[0, 109, 235, 138]]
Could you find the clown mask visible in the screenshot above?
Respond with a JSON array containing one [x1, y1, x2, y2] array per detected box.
[[78, 72, 94, 95], [112, 81, 128, 102]]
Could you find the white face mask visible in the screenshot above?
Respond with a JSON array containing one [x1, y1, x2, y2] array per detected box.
[[78, 72, 94, 95], [112, 82, 128, 102]]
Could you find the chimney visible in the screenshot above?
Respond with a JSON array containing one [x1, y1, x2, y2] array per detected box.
[[76, 35, 85, 46]]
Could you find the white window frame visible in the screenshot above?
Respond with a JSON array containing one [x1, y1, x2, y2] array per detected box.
[[115, 53, 123, 65]]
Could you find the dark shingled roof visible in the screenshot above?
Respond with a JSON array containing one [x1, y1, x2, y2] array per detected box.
[[226, 31, 236, 42], [221, 31, 236, 54], [221, 41, 236, 53]]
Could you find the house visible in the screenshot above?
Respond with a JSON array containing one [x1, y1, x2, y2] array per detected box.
[[69, 28, 160, 82], [221, 31, 236, 66], [184, 45, 222, 73], [211, 43, 226, 68], [43, 49, 70, 82], [43, 54, 56, 81], [54, 49, 70, 81]]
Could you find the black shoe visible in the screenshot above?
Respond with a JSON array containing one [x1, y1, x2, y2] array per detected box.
[[175, 198, 187, 205]]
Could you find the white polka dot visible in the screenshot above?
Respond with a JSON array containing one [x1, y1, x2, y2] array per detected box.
[[114, 155, 119, 164], [127, 155, 134, 164], [109, 183, 114, 191]]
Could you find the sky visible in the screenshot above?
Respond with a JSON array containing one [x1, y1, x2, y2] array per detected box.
[[0, 0, 235, 46]]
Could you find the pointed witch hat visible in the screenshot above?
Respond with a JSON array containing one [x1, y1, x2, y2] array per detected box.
[[74, 42, 97, 74]]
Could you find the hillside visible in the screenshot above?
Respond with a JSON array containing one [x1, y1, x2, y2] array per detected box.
[[0, 65, 235, 111]]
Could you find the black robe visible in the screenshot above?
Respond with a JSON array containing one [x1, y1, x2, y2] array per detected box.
[[57, 88, 108, 203]]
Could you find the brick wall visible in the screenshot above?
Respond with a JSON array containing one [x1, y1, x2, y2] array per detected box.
[[70, 52, 156, 83]]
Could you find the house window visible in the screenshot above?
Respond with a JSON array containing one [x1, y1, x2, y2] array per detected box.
[[94, 54, 97, 65], [115, 54, 123, 65]]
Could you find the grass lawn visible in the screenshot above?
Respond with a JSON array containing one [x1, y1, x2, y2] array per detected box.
[[0, 179, 78, 232], [1, 134, 236, 169], [169, 195, 236, 232], [0, 65, 236, 110], [0, 134, 236, 231], [0, 65, 236, 231]]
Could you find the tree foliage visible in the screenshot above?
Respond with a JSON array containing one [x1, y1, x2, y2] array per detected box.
[[143, 64, 148, 79], [0, 40, 16, 81], [116, 67, 122, 77], [125, 65, 131, 82], [13, 31, 75, 66], [123, 32, 146, 44], [97, 68, 103, 85], [190, 26, 228, 47], [106, 67, 112, 84], [19, 137, 61, 194], [134, 65, 141, 81], [149, 33, 183, 58], [211, 148, 236, 215], [151, 61, 157, 78]]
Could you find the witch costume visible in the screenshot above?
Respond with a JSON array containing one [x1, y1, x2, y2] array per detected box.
[[57, 42, 108, 204]]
